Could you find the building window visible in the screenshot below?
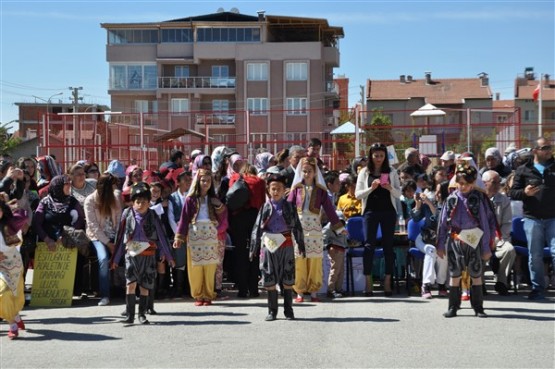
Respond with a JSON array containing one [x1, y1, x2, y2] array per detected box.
[[212, 65, 229, 78], [286, 62, 308, 81], [161, 29, 193, 43], [524, 110, 535, 121], [175, 66, 189, 77], [247, 63, 268, 81], [286, 98, 307, 115], [197, 27, 261, 42], [108, 29, 158, 44], [171, 98, 189, 113], [135, 100, 149, 113], [110, 64, 158, 90], [247, 98, 268, 115]]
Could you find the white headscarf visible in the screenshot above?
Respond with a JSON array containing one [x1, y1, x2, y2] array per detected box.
[[290, 157, 327, 191]]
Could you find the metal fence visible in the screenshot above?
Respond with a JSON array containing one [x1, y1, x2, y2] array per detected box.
[[35, 106, 553, 172]]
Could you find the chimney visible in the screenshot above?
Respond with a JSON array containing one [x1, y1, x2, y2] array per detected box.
[[425, 71, 432, 85], [257, 10, 265, 21], [400, 75, 406, 83], [496, 92, 500, 100], [478, 72, 489, 87], [407, 75, 413, 82]]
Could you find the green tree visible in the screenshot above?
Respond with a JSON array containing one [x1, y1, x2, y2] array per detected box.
[[0, 122, 22, 156], [367, 108, 394, 145]]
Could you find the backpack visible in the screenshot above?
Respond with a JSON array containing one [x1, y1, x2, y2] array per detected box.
[[226, 174, 250, 211]]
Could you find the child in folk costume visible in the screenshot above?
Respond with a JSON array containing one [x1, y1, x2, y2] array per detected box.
[[0, 199, 28, 339], [111, 182, 175, 325], [173, 169, 228, 306], [250, 172, 305, 321], [287, 157, 345, 302], [437, 163, 496, 318]]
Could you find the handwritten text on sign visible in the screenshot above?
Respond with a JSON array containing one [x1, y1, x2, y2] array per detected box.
[[31, 242, 77, 307]]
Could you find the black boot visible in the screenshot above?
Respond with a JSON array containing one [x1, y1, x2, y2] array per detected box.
[[156, 273, 166, 300], [147, 288, 157, 315], [121, 294, 135, 324], [265, 290, 278, 321], [175, 269, 186, 298], [283, 289, 295, 320], [471, 285, 487, 318], [138, 295, 150, 324], [443, 287, 459, 318]]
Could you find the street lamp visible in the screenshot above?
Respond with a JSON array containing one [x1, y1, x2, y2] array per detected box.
[[33, 92, 63, 155]]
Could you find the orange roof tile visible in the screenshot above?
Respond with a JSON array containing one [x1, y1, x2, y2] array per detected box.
[[367, 78, 492, 105], [515, 79, 555, 101]]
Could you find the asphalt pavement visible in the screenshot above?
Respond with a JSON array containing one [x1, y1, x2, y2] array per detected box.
[[1, 281, 554, 369]]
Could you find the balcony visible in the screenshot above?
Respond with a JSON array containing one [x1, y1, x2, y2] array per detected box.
[[195, 113, 236, 126], [159, 76, 236, 89], [325, 81, 339, 95]]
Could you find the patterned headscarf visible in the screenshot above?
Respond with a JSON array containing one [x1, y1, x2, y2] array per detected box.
[[255, 152, 275, 174], [211, 145, 227, 173], [192, 154, 210, 179], [43, 174, 72, 214], [227, 154, 244, 178], [36, 155, 62, 188]]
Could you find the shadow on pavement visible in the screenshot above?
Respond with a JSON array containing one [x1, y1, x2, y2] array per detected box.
[[297, 317, 400, 323], [21, 316, 118, 325], [152, 320, 251, 326], [21, 328, 121, 341], [153, 311, 248, 317]]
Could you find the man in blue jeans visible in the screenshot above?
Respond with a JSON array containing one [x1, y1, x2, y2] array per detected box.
[[509, 137, 555, 300]]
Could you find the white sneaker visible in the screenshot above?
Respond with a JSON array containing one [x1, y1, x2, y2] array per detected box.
[[98, 297, 110, 306]]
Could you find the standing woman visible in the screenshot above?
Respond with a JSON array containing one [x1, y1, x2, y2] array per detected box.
[[355, 143, 401, 296], [84, 173, 122, 306], [173, 169, 228, 306], [288, 157, 345, 302], [437, 163, 496, 318]]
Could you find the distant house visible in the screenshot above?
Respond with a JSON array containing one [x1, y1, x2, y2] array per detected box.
[[513, 67, 555, 143]]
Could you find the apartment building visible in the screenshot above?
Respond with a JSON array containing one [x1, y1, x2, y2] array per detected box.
[[100, 9, 343, 157], [514, 67, 555, 144]]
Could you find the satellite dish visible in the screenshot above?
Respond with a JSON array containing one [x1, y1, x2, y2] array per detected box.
[[230, 7, 240, 13], [217, 7, 224, 13]]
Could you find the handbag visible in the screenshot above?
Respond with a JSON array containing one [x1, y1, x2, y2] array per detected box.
[[61, 226, 91, 257], [226, 174, 250, 211]]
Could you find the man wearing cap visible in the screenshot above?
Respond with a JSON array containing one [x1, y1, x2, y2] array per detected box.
[[479, 147, 512, 180], [440, 151, 456, 180], [397, 147, 424, 177], [509, 137, 555, 300]]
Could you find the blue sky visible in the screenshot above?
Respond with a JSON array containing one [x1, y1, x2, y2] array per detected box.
[[1, 0, 554, 131]]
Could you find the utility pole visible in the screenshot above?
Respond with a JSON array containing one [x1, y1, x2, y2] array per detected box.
[[69, 86, 83, 163]]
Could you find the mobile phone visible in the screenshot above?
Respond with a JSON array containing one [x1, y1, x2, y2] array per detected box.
[[380, 173, 389, 185], [527, 178, 541, 187]]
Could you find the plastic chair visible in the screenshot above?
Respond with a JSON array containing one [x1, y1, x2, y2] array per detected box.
[[406, 218, 425, 296], [345, 216, 383, 296]]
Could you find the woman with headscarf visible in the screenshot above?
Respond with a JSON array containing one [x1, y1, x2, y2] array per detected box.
[[254, 152, 276, 178], [288, 157, 345, 302], [191, 154, 212, 179], [227, 163, 266, 298], [33, 175, 86, 251], [36, 155, 62, 198]]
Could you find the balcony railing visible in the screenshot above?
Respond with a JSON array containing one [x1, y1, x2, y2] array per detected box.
[[196, 113, 236, 125], [325, 81, 338, 94], [159, 76, 236, 89]]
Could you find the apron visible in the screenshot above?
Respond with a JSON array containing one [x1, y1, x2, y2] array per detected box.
[[0, 242, 23, 296], [187, 220, 219, 266], [297, 211, 324, 258]]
